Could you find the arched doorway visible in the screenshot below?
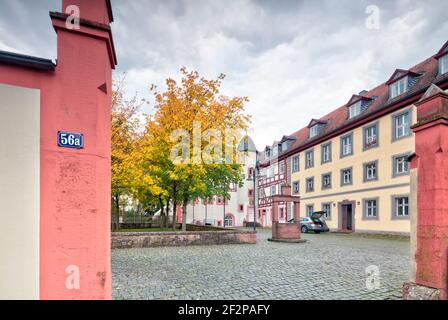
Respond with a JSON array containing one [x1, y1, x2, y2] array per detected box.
[[224, 214, 234, 227]]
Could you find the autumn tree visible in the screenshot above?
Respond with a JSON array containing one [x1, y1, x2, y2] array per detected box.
[[134, 68, 251, 231], [111, 74, 144, 229]]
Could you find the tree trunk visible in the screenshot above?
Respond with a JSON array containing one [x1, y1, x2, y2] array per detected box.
[[205, 202, 208, 225], [182, 201, 187, 232], [113, 193, 120, 231], [223, 199, 226, 228], [165, 200, 170, 229], [158, 196, 165, 229], [182, 194, 189, 231], [172, 182, 178, 230]]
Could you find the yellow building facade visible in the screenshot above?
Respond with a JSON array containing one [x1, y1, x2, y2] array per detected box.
[[257, 41, 448, 235], [290, 106, 416, 234]]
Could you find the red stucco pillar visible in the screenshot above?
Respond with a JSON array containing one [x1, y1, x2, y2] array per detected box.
[[272, 202, 278, 223], [403, 85, 448, 300], [293, 201, 300, 221], [40, 0, 116, 300], [271, 202, 278, 239]]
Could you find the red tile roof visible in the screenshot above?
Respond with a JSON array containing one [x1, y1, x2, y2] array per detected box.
[[260, 41, 448, 165]]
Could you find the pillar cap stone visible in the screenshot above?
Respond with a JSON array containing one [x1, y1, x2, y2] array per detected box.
[[412, 84, 448, 129]]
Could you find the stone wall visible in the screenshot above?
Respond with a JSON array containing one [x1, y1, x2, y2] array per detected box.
[[112, 228, 256, 249], [185, 224, 230, 232], [272, 222, 301, 240]]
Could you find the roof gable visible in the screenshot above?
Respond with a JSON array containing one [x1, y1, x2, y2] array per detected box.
[[279, 135, 296, 143], [435, 40, 448, 59], [346, 94, 373, 106], [386, 69, 420, 85], [307, 119, 328, 128]]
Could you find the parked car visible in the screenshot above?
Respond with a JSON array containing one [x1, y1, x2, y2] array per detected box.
[[288, 211, 330, 234]]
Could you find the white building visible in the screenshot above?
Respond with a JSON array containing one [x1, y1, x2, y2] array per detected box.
[[184, 136, 257, 227]]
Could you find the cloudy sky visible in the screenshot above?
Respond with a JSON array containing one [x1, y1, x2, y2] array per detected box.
[[1, 0, 447, 148]]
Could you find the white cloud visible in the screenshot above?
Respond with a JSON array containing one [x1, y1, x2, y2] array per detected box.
[[1, 0, 447, 150]]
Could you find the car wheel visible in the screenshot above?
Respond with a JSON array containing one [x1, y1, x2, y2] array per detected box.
[[301, 225, 308, 233]]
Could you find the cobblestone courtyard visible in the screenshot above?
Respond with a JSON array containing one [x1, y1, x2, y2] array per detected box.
[[112, 229, 409, 300]]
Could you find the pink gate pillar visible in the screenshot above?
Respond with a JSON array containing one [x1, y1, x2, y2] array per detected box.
[[403, 85, 448, 300], [40, 0, 116, 299]]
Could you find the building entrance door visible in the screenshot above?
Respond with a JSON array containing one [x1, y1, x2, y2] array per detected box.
[[339, 202, 355, 232]]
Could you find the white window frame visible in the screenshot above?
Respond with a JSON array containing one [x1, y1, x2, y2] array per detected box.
[[364, 161, 378, 181], [365, 199, 377, 218], [365, 126, 378, 148], [394, 111, 410, 139], [306, 177, 314, 192], [322, 203, 331, 219], [342, 168, 352, 185], [348, 101, 362, 118], [389, 76, 408, 99], [292, 156, 299, 172], [306, 205, 314, 217], [322, 173, 331, 189], [439, 54, 448, 75], [270, 185, 276, 196], [394, 156, 409, 176], [394, 197, 409, 217], [293, 181, 299, 194], [279, 162, 285, 174], [341, 134, 353, 157], [322, 143, 331, 163], [309, 125, 319, 138], [265, 149, 271, 158], [364, 124, 378, 149], [224, 215, 234, 227], [305, 150, 314, 168]]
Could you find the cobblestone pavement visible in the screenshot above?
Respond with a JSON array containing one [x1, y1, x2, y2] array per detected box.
[[112, 229, 409, 300]]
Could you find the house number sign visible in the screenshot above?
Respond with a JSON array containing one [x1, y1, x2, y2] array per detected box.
[[58, 131, 84, 149]]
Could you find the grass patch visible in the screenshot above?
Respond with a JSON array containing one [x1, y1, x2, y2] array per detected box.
[[115, 228, 182, 233]]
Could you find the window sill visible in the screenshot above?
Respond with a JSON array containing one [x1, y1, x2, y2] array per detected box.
[[391, 215, 410, 220]]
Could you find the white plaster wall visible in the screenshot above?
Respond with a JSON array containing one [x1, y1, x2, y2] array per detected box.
[[185, 150, 257, 227], [0, 84, 40, 300]]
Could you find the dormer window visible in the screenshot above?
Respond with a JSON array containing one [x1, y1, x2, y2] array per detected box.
[[348, 101, 362, 118], [309, 125, 319, 138], [387, 69, 421, 100], [435, 41, 448, 76], [439, 54, 448, 75], [389, 76, 408, 99], [307, 119, 327, 139], [265, 148, 271, 158], [346, 94, 373, 119]]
